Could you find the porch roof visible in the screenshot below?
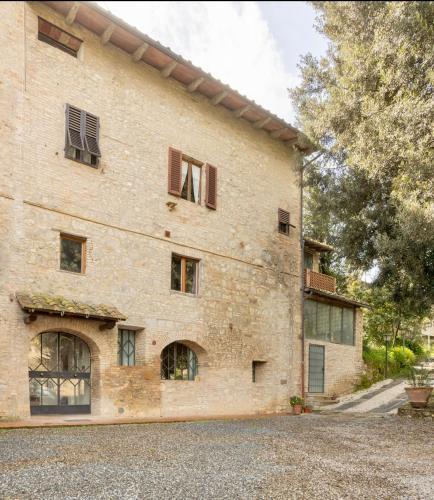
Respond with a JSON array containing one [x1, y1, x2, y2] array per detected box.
[[305, 288, 369, 309], [16, 292, 127, 321], [304, 237, 334, 253]]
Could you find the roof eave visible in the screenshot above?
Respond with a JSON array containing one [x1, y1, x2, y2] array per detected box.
[[41, 0, 314, 153], [305, 288, 369, 308]]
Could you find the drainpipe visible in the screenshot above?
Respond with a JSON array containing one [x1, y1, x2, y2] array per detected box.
[[299, 151, 324, 400]]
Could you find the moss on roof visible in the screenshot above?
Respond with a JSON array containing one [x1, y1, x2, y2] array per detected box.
[[16, 292, 126, 321]]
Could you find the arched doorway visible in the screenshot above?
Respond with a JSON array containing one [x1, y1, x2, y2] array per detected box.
[[28, 332, 91, 415]]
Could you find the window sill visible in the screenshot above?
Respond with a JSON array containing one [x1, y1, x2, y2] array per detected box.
[[65, 155, 99, 169], [306, 337, 355, 347], [168, 196, 202, 207], [58, 269, 86, 276], [169, 290, 200, 298], [160, 378, 199, 382]]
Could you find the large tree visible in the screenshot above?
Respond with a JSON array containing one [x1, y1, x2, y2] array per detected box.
[[292, 1, 434, 319]]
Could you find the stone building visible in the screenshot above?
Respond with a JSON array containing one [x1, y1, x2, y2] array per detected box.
[[0, 1, 364, 420], [303, 239, 365, 400]]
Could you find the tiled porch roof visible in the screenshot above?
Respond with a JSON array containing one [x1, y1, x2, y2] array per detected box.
[[305, 288, 369, 308], [16, 292, 127, 321]]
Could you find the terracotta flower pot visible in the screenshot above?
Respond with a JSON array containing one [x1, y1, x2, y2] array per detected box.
[[292, 404, 303, 415], [303, 407, 313, 414], [405, 387, 433, 408]]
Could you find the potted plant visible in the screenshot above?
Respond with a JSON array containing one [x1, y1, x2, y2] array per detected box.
[[290, 395, 304, 415], [303, 404, 313, 414], [404, 366, 433, 408]]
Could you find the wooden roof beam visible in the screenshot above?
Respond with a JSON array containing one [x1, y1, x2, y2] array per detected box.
[[161, 60, 178, 78], [101, 23, 116, 45], [65, 2, 80, 26], [233, 104, 251, 118], [132, 42, 149, 62], [254, 117, 272, 129], [270, 127, 287, 139], [211, 90, 229, 106], [187, 77, 205, 92]]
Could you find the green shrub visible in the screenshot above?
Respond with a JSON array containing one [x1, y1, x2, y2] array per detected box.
[[393, 338, 425, 356], [390, 347, 415, 368], [356, 343, 420, 391]]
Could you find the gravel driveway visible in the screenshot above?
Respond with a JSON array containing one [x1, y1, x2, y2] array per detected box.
[[0, 414, 433, 499]]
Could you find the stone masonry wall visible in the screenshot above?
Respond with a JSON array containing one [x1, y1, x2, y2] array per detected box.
[[0, 2, 304, 419], [304, 308, 364, 396]]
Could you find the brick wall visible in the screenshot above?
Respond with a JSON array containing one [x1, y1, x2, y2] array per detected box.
[[305, 308, 364, 396], [0, 2, 305, 419]]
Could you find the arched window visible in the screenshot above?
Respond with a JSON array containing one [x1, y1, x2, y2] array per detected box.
[[161, 342, 198, 381]]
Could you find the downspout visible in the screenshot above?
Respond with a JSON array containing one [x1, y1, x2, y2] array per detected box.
[[299, 151, 324, 399]]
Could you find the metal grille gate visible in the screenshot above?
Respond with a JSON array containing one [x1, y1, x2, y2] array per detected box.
[[308, 345, 325, 393]]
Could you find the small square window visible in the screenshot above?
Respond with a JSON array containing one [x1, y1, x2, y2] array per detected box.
[[252, 361, 266, 383], [60, 234, 85, 273], [181, 157, 202, 204], [38, 18, 82, 57], [118, 330, 136, 366], [171, 254, 199, 294], [278, 208, 291, 235]]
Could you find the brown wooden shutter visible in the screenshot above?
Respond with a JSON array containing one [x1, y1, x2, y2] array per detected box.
[[168, 147, 182, 196], [278, 208, 290, 226], [205, 163, 217, 209], [66, 104, 84, 151], [84, 112, 101, 157]]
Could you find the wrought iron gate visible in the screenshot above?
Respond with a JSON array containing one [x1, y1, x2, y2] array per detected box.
[[29, 332, 91, 415]]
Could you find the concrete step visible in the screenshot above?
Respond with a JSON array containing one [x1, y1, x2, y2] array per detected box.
[[306, 395, 340, 408]]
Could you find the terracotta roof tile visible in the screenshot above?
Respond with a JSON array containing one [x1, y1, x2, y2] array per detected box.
[[16, 292, 127, 321]]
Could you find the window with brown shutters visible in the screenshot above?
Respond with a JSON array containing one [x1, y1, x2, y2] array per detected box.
[[65, 104, 101, 168], [205, 163, 217, 209], [278, 208, 291, 235], [168, 148, 183, 196]]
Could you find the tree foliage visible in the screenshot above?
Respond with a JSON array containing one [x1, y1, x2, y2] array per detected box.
[[291, 1, 434, 318]]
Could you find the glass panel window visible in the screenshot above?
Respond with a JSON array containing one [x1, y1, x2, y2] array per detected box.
[[171, 254, 199, 294], [342, 308, 355, 345], [304, 301, 356, 346], [181, 161, 189, 200], [41, 332, 58, 372], [304, 300, 317, 339], [118, 329, 136, 366], [171, 254, 182, 291], [330, 306, 342, 344], [41, 378, 58, 406], [59, 378, 90, 406], [316, 302, 331, 342], [29, 334, 42, 371], [161, 342, 198, 381], [191, 165, 201, 203], [185, 259, 197, 294], [304, 252, 314, 270], [59, 334, 75, 372], [60, 234, 85, 273], [180, 158, 201, 203]]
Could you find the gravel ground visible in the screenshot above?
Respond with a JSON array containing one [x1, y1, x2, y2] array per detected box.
[[0, 414, 433, 499]]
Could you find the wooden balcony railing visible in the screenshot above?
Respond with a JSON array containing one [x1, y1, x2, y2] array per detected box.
[[304, 269, 336, 293]]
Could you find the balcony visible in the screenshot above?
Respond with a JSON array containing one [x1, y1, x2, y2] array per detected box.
[[304, 269, 336, 293]]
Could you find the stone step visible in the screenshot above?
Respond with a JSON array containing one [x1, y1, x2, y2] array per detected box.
[[305, 395, 340, 407]]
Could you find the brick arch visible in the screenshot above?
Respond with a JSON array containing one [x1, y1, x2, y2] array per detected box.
[[31, 327, 100, 359], [160, 339, 208, 366], [27, 320, 106, 416]]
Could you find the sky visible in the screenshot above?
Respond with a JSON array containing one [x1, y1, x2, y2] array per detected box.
[[98, 1, 328, 124]]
